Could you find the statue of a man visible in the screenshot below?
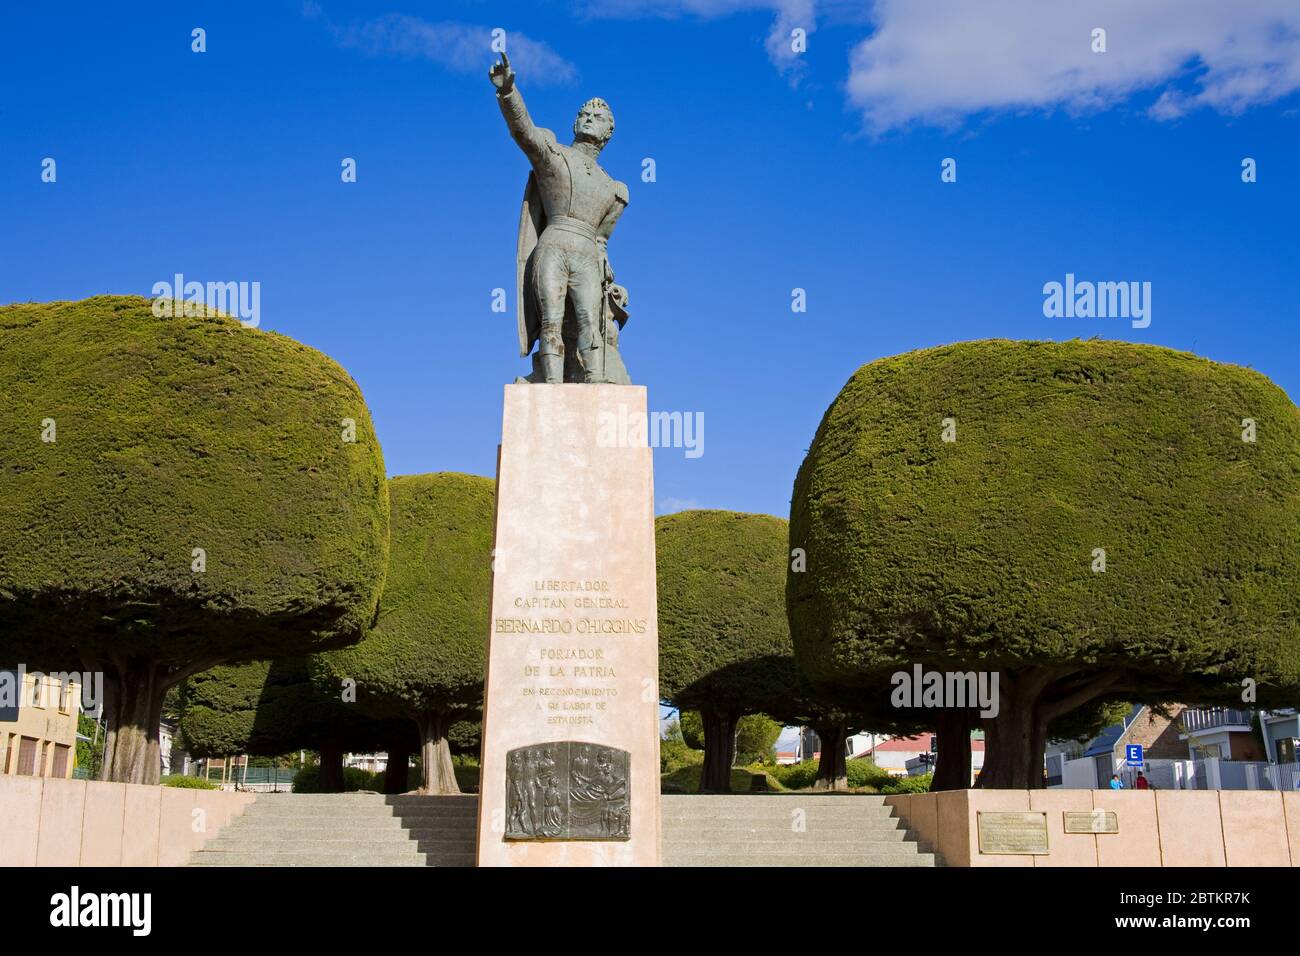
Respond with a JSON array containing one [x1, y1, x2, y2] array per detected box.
[[490, 52, 632, 384]]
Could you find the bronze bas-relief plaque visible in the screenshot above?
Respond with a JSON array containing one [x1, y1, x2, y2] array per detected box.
[[505, 742, 630, 841], [977, 811, 1050, 854], [1063, 809, 1119, 834]]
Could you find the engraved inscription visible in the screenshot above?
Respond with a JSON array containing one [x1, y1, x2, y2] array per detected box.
[[505, 741, 631, 841], [1063, 809, 1119, 834], [977, 811, 1049, 854]]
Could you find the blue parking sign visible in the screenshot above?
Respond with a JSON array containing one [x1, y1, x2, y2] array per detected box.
[[1125, 744, 1144, 766]]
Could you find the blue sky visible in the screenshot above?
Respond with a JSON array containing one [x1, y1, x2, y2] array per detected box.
[[3, 1, 1297, 519]]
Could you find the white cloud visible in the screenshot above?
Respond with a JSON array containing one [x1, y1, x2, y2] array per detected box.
[[847, 0, 1300, 131], [308, 6, 577, 85], [577, 0, 819, 78]]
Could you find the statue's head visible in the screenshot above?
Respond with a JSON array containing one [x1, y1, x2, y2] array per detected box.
[[573, 97, 614, 149]]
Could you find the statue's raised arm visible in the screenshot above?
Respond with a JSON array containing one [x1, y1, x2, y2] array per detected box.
[[490, 52, 551, 165]]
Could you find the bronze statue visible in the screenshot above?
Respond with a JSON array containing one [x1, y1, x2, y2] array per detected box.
[[490, 52, 632, 384]]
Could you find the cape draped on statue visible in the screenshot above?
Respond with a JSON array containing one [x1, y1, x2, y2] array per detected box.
[[516, 172, 545, 358]]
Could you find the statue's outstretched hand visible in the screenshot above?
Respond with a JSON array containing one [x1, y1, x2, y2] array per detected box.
[[489, 52, 515, 93]]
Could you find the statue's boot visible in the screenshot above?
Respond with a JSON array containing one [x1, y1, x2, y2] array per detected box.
[[579, 346, 605, 384], [539, 351, 564, 384]]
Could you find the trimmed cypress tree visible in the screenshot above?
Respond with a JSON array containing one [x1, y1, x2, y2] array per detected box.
[[0, 296, 389, 784], [657, 510, 794, 792], [178, 658, 417, 792], [178, 658, 416, 760], [789, 340, 1300, 788], [312, 473, 494, 794]]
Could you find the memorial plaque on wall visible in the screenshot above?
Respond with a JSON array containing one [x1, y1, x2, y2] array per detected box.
[[505, 742, 630, 840], [977, 811, 1050, 854], [1063, 809, 1119, 834]]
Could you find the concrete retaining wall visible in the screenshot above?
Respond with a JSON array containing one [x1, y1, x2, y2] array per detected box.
[[0, 776, 255, 866], [886, 789, 1299, 866]]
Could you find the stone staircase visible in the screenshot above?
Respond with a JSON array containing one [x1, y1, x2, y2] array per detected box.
[[189, 792, 937, 867], [660, 794, 939, 867], [189, 793, 477, 867]]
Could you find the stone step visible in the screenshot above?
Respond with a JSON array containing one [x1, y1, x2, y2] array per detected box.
[[664, 842, 932, 856], [662, 851, 936, 867], [191, 793, 936, 867], [204, 832, 476, 850], [694, 834, 921, 849], [660, 796, 894, 806], [661, 813, 901, 827], [241, 806, 478, 820], [239, 801, 478, 816], [189, 858, 475, 868], [244, 796, 478, 807], [661, 808, 898, 822], [662, 829, 914, 844], [660, 795, 892, 806], [231, 816, 450, 831], [194, 849, 422, 864], [231, 816, 473, 829]]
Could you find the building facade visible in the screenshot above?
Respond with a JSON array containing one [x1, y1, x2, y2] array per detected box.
[[0, 671, 80, 779]]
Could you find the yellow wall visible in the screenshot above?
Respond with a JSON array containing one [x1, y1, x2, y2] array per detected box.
[[1, 675, 80, 779]]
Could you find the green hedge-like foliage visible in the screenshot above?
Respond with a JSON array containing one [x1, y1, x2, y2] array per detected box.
[[765, 759, 873, 790], [291, 765, 378, 793], [0, 295, 389, 668], [789, 339, 1300, 700], [656, 510, 795, 714], [179, 658, 417, 757], [313, 473, 495, 719], [160, 774, 219, 789]]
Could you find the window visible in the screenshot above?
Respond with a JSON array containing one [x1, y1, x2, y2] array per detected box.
[[16, 737, 37, 776]]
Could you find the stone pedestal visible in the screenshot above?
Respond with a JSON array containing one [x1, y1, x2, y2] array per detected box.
[[476, 384, 661, 866]]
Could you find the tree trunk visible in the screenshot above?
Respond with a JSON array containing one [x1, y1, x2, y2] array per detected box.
[[417, 711, 460, 795], [319, 739, 345, 793], [698, 707, 738, 793], [977, 687, 1046, 789], [98, 677, 117, 782], [931, 710, 974, 791], [100, 659, 165, 785], [978, 667, 1125, 789], [811, 723, 849, 791], [384, 743, 412, 794]]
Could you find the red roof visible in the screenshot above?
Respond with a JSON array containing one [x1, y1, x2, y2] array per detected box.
[[861, 733, 985, 754]]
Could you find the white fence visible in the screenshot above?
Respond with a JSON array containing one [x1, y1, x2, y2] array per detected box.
[[1061, 755, 1100, 789], [1055, 755, 1300, 791]]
